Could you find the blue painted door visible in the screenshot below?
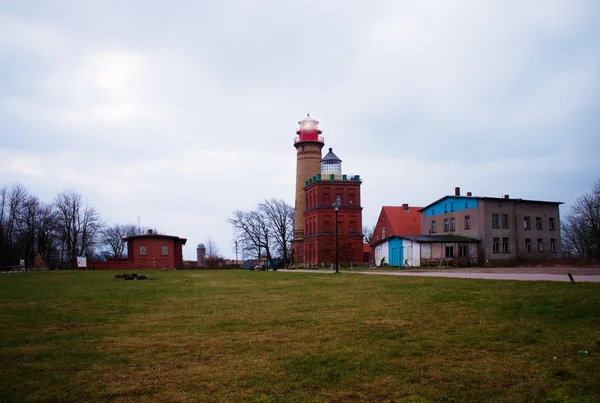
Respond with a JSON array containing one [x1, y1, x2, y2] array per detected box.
[[391, 248, 399, 266]]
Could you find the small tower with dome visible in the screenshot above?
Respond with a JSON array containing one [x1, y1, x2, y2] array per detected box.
[[321, 147, 342, 173]]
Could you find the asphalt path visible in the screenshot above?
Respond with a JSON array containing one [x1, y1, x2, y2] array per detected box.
[[279, 269, 600, 283]]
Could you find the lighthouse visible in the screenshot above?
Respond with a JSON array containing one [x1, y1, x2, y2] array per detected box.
[[291, 114, 325, 265]]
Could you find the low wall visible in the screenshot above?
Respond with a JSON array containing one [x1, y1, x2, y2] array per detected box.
[[89, 259, 129, 270]]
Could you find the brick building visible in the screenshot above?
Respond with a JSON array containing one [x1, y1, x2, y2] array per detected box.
[[291, 115, 364, 267], [124, 229, 187, 269]]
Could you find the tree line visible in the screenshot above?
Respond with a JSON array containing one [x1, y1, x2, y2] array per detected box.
[[0, 184, 146, 269], [229, 199, 294, 264], [562, 178, 600, 260]]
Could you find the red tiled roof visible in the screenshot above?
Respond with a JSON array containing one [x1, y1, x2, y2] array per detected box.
[[382, 206, 422, 236]]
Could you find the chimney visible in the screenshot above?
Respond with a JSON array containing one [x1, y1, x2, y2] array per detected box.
[[504, 194, 509, 199], [455, 187, 460, 196], [467, 192, 472, 197], [148, 228, 153, 234], [402, 203, 409, 211]]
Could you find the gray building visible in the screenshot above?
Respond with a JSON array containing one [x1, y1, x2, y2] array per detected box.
[[418, 188, 563, 264]]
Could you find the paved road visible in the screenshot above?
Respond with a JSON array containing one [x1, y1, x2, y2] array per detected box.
[[279, 269, 600, 283]]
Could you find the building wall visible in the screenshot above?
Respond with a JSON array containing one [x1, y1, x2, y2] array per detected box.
[[404, 240, 421, 267], [303, 179, 363, 266], [127, 237, 185, 269], [421, 198, 483, 239], [480, 199, 562, 262], [374, 242, 388, 266], [293, 143, 323, 245], [421, 196, 561, 263], [89, 258, 129, 270]]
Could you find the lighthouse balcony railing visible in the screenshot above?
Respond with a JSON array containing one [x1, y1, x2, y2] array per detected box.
[[294, 135, 324, 144]]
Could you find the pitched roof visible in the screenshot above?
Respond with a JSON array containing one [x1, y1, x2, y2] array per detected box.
[[383, 206, 422, 236]]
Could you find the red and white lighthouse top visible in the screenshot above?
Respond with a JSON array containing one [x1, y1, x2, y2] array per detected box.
[[294, 113, 324, 145]]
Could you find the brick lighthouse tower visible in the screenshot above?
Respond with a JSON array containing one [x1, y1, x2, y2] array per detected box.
[[291, 114, 325, 265]]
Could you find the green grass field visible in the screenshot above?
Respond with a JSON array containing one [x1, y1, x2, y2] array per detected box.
[[1, 271, 599, 402]]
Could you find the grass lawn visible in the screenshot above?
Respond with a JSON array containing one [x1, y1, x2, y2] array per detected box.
[[0, 271, 599, 402]]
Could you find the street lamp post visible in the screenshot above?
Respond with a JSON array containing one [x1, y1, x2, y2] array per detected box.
[[235, 240, 238, 268], [333, 200, 340, 273]]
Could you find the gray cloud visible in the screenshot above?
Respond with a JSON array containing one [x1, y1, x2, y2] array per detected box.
[[1, 0, 598, 259]]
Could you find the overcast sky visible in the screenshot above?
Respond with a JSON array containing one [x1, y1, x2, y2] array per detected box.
[[1, 0, 598, 260]]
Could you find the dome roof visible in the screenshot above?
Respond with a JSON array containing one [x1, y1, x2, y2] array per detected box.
[[322, 147, 341, 163], [298, 113, 319, 128]]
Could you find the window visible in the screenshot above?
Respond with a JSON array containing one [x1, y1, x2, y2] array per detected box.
[[537, 238, 543, 252], [492, 214, 499, 228], [549, 217, 556, 231], [450, 202, 454, 212], [524, 216, 531, 230], [525, 238, 532, 254], [493, 237, 500, 253], [445, 245, 455, 258], [502, 237, 510, 253], [536, 217, 542, 230], [450, 217, 456, 231], [382, 227, 386, 238], [161, 245, 169, 256], [465, 215, 471, 230], [335, 194, 341, 205], [139, 245, 147, 256], [502, 214, 509, 228], [458, 245, 467, 257], [551, 239, 557, 253], [431, 220, 437, 234], [444, 204, 448, 213], [444, 218, 449, 232]]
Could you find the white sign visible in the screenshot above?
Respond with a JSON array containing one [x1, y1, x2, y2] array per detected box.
[[19, 259, 25, 266], [77, 257, 87, 268]]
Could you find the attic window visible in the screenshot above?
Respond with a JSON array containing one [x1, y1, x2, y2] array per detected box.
[[382, 227, 386, 238]]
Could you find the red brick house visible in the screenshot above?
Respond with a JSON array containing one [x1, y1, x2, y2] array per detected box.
[[124, 229, 187, 269], [372, 204, 422, 245]]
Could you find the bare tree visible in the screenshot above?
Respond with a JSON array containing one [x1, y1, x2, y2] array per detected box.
[[563, 178, 600, 259], [54, 190, 103, 268], [14, 193, 40, 266], [259, 199, 294, 263], [229, 209, 273, 262], [34, 203, 60, 267], [204, 238, 223, 267], [100, 224, 139, 258], [363, 225, 375, 243], [0, 184, 30, 266]]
